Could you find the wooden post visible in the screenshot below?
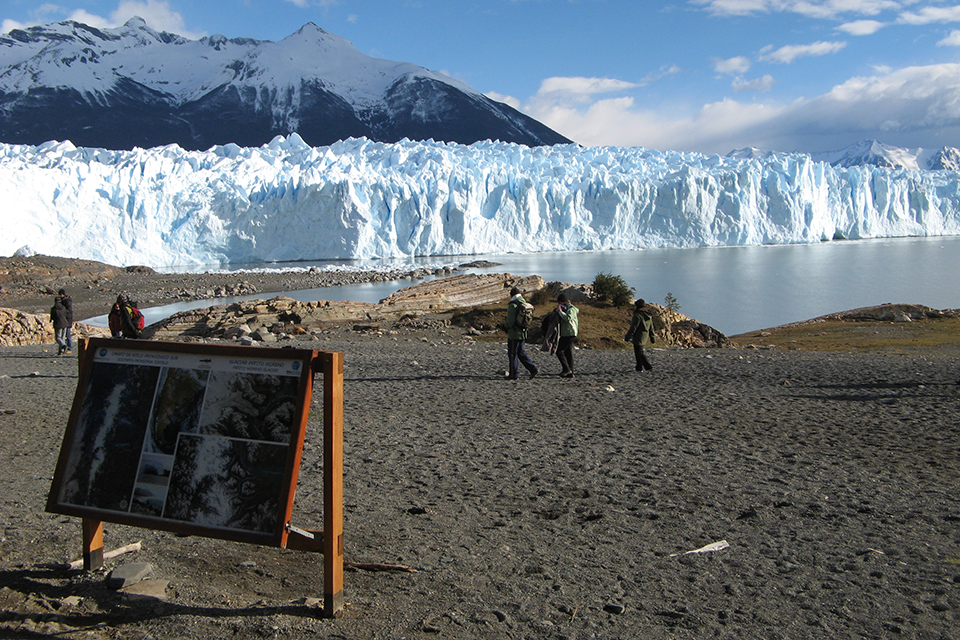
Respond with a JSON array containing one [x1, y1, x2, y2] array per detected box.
[[82, 518, 104, 570], [322, 351, 344, 618]]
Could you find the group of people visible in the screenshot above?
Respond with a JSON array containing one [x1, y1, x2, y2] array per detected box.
[[48, 290, 146, 355], [505, 288, 656, 378]]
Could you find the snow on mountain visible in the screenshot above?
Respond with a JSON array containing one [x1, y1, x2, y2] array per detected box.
[[3, 136, 959, 269], [0, 18, 569, 149], [730, 139, 960, 171]]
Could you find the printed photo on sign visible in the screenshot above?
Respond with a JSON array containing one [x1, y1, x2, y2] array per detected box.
[[58, 361, 160, 511], [162, 434, 289, 533], [197, 372, 300, 443]]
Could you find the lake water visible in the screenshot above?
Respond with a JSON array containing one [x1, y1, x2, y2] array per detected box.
[[86, 235, 960, 336]]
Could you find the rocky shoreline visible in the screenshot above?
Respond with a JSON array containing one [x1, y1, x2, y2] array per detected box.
[[0, 254, 470, 323]]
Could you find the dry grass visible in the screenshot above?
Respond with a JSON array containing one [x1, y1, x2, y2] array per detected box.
[[730, 317, 960, 355]]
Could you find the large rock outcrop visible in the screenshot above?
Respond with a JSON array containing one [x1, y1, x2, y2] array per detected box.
[[0, 307, 109, 347], [144, 274, 544, 341], [141, 273, 732, 348]]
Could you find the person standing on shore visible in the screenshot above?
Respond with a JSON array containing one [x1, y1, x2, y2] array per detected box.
[[555, 293, 579, 378], [505, 286, 539, 380], [625, 298, 655, 372], [108, 294, 145, 339], [50, 289, 73, 355]]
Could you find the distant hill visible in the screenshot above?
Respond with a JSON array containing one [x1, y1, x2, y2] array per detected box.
[[728, 139, 960, 170], [0, 18, 570, 150]]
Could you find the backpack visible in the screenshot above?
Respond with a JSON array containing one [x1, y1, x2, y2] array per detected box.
[[122, 303, 145, 338], [514, 301, 534, 331]]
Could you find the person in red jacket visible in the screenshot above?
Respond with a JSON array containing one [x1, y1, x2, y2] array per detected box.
[[108, 294, 144, 338]]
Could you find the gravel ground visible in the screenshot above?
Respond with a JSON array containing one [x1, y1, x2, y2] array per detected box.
[[1, 330, 959, 639]]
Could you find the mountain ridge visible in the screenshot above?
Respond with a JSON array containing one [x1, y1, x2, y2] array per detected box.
[[0, 17, 570, 150], [727, 139, 960, 171]]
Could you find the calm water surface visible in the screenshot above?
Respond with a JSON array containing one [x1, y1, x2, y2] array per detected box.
[[86, 236, 960, 335]]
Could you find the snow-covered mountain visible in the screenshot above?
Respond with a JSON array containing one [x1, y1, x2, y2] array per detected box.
[[4, 135, 959, 268], [730, 140, 960, 171], [0, 18, 569, 150]]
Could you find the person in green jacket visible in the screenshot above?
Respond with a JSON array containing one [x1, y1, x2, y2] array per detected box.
[[555, 292, 579, 378], [505, 287, 539, 380], [625, 298, 655, 372]]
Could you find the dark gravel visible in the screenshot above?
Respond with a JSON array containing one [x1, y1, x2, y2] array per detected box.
[[1, 333, 958, 639]]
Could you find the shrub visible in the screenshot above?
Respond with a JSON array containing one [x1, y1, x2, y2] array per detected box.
[[664, 292, 681, 312], [593, 272, 635, 308], [529, 288, 551, 305]]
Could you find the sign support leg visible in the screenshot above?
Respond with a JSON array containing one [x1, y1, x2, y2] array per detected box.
[[82, 518, 104, 570], [322, 351, 344, 618]]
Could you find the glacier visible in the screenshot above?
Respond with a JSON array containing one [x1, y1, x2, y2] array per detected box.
[[3, 134, 960, 269]]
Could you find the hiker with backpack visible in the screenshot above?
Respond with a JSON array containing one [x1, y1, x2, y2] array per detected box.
[[555, 292, 579, 378], [108, 294, 145, 338], [625, 298, 656, 372], [505, 286, 539, 380]]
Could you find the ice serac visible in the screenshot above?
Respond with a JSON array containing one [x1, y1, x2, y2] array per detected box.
[[2, 136, 959, 268]]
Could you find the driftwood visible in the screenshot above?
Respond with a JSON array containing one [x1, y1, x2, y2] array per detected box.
[[345, 561, 416, 573], [65, 541, 142, 570]]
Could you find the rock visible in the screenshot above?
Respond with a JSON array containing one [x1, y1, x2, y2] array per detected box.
[[252, 328, 277, 343], [119, 579, 170, 602], [59, 596, 83, 608], [106, 562, 154, 589]]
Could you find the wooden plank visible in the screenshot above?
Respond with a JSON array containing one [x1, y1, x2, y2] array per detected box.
[[81, 518, 104, 570], [322, 351, 344, 617], [284, 526, 325, 553]]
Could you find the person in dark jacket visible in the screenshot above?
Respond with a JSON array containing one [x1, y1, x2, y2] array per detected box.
[[625, 298, 656, 372], [50, 289, 73, 355], [505, 286, 538, 380]]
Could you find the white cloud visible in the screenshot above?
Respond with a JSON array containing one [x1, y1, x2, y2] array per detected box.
[[693, 0, 903, 19], [938, 29, 960, 46], [2, 1, 204, 38], [898, 5, 960, 25], [1, 19, 28, 33], [283, 0, 341, 7], [836, 19, 886, 35], [733, 74, 776, 91], [714, 56, 752, 74], [537, 76, 646, 97], [760, 40, 847, 63], [522, 62, 960, 154], [485, 91, 522, 110]]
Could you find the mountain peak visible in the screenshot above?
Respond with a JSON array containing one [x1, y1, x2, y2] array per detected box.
[[0, 19, 570, 150]]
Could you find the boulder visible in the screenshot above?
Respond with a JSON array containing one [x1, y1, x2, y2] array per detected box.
[[0, 307, 109, 347]]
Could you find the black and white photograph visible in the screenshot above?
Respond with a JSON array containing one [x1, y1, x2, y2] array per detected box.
[[197, 371, 300, 443], [57, 361, 160, 512], [162, 434, 289, 533], [144, 367, 210, 454]]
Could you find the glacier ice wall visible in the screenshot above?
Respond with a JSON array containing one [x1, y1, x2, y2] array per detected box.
[[3, 134, 960, 268]]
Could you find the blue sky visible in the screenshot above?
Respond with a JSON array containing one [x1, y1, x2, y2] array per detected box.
[[4, 0, 960, 155]]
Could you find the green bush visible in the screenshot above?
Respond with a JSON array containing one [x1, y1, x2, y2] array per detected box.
[[529, 288, 551, 305], [593, 272, 635, 307], [664, 292, 681, 312]]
